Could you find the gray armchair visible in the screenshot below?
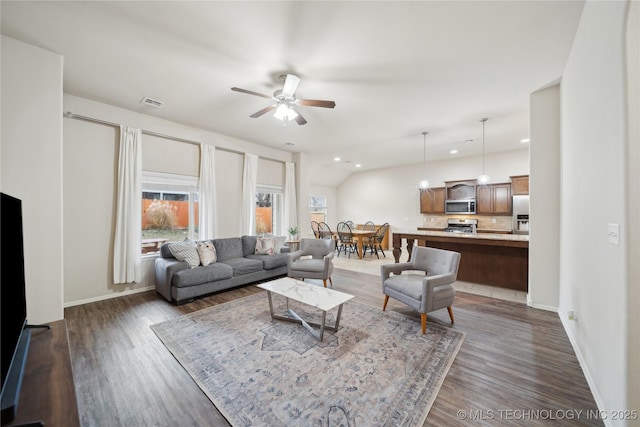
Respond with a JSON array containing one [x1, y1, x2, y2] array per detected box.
[[287, 238, 335, 288], [381, 246, 461, 334]]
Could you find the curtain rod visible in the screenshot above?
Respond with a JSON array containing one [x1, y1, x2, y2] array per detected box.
[[63, 111, 287, 163]]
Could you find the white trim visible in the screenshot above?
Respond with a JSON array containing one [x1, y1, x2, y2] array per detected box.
[[526, 294, 558, 312], [142, 170, 198, 187], [63, 285, 155, 308]]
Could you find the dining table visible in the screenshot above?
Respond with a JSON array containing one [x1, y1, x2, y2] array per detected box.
[[347, 229, 377, 259]]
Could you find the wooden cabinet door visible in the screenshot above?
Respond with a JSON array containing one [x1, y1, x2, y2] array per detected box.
[[476, 185, 493, 214], [432, 187, 445, 213], [511, 175, 529, 195], [492, 183, 512, 214], [420, 187, 445, 214], [477, 183, 511, 215]]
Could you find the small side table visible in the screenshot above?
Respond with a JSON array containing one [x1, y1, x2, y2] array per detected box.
[[285, 239, 300, 251]]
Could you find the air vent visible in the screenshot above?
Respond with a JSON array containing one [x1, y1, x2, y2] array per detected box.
[[140, 97, 164, 108]]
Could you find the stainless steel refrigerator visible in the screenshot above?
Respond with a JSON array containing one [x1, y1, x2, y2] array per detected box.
[[512, 195, 530, 235]]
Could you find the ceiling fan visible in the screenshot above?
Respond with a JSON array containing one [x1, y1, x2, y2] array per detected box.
[[231, 74, 335, 125]]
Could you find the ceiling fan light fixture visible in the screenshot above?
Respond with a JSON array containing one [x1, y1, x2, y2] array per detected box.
[[273, 104, 298, 121]]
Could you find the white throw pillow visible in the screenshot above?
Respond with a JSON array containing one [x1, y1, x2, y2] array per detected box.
[[255, 237, 276, 255], [197, 241, 217, 266], [168, 239, 200, 268]]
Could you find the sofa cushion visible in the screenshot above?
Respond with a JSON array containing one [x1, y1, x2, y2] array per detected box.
[[220, 257, 263, 276], [241, 235, 258, 257], [246, 252, 288, 270], [213, 237, 244, 261], [173, 262, 233, 287]]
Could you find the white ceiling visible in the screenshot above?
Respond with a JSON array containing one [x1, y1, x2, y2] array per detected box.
[[1, 1, 584, 184]]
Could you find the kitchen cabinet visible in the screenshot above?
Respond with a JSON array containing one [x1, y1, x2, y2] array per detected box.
[[511, 175, 529, 195], [445, 180, 476, 200], [477, 183, 512, 215], [419, 187, 445, 214]]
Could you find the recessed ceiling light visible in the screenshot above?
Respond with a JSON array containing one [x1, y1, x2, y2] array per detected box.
[[334, 157, 341, 161], [355, 164, 361, 168], [520, 138, 530, 143], [450, 149, 458, 154]]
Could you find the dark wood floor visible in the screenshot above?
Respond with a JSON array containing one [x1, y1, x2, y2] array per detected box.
[[64, 269, 603, 426]]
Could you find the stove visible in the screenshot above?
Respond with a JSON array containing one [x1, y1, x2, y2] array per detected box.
[[443, 218, 477, 234]]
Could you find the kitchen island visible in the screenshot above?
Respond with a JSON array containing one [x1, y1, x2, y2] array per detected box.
[[392, 230, 529, 291]]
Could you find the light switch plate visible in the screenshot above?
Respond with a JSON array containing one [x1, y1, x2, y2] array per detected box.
[[608, 223, 619, 245]]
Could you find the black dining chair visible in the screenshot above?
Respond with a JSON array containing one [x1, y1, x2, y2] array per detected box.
[[336, 222, 356, 258], [311, 220, 321, 238], [362, 221, 376, 253], [368, 222, 389, 259]]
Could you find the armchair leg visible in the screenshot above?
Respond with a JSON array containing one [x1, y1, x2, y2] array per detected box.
[[322, 279, 327, 288], [383, 295, 389, 311], [421, 313, 427, 334], [447, 306, 455, 323]]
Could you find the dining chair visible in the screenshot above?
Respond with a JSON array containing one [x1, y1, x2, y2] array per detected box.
[[336, 222, 356, 258], [345, 220, 355, 230], [362, 221, 376, 253], [311, 220, 321, 238], [367, 222, 389, 258]]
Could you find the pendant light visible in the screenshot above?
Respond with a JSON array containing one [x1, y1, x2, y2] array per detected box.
[[418, 131, 429, 189], [477, 118, 490, 185]]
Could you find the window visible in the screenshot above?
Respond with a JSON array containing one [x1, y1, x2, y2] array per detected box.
[[141, 172, 199, 255], [256, 185, 283, 236], [309, 195, 327, 224]]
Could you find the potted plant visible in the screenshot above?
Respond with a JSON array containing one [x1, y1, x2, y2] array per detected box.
[[288, 226, 299, 240]]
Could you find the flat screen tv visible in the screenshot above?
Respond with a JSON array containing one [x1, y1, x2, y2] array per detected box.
[[0, 192, 31, 424]]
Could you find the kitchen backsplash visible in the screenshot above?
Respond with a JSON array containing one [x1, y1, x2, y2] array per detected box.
[[422, 214, 513, 231]]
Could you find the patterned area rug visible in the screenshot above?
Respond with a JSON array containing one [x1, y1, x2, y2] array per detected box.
[[151, 292, 465, 427]]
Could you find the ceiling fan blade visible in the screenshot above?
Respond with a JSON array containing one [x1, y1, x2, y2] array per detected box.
[[282, 74, 301, 98], [250, 104, 277, 118], [296, 99, 336, 109], [231, 87, 272, 99], [294, 110, 307, 125]]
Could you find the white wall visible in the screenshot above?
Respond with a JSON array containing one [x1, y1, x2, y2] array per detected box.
[[337, 149, 529, 232], [62, 94, 293, 306], [1, 36, 64, 324], [559, 0, 629, 420], [529, 84, 561, 310]]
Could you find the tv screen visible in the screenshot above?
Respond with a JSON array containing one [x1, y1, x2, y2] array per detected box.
[[0, 192, 30, 423]]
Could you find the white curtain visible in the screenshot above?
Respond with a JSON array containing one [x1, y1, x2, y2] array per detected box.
[[113, 126, 142, 284], [283, 161, 298, 235], [241, 153, 258, 235], [198, 144, 217, 240]]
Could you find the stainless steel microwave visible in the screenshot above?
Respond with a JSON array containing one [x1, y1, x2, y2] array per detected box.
[[445, 200, 476, 215]]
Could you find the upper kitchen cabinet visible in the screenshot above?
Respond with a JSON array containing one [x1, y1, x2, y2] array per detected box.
[[420, 187, 446, 214], [511, 175, 529, 195], [445, 180, 476, 200], [477, 183, 512, 215]]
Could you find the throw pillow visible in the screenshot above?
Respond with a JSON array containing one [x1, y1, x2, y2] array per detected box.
[[197, 241, 217, 266], [255, 237, 276, 255], [168, 241, 200, 268]]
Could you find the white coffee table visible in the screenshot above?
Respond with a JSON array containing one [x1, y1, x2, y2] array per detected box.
[[257, 277, 354, 341]]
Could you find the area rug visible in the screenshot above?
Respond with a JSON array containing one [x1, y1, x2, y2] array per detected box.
[[151, 292, 465, 427]]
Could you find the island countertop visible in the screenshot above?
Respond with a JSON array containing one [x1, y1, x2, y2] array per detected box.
[[391, 229, 529, 291]]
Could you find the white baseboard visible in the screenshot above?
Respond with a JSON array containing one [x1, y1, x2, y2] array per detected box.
[[559, 314, 609, 427], [64, 285, 155, 308]]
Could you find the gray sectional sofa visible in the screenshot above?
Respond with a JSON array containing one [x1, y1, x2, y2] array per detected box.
[[154, 235, 289, 305]]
